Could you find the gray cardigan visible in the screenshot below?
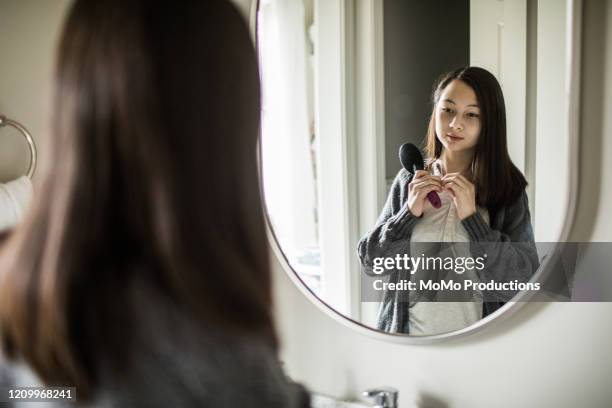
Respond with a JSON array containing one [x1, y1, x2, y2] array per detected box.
[[0, 278, 310, 407], [357, 168, 540, 334]]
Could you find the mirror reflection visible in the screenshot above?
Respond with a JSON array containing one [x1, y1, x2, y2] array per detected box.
[[258, 0, 571, 336]]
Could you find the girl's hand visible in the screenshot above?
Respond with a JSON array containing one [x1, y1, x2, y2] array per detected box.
[[407, 170, 443, 217], [442, 172, 477, 220]]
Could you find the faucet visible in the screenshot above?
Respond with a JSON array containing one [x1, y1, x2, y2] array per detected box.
[[362, 387, 398, 408]]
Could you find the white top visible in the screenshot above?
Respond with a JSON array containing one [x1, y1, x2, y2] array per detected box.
[[409, 160, 490, 336]]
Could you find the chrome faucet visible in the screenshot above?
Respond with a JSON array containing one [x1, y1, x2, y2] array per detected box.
[[362, 387, 398, 408]]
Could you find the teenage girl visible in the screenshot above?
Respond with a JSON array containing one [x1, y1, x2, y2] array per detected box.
[[358, 66, 539, 335]]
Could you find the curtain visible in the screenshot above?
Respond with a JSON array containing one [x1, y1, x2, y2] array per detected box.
[[258, 0, 318, 259]]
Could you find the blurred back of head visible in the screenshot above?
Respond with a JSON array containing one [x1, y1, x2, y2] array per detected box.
[[0, 0, 274, 397]]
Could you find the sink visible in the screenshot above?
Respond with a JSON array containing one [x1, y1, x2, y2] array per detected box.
[[311, 393, 372, 408]]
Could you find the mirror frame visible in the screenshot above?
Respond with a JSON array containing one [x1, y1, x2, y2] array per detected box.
[[253, 0, 583, 344]]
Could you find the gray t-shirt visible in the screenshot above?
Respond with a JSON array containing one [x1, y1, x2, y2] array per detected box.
[[408, 160, 487, 335]]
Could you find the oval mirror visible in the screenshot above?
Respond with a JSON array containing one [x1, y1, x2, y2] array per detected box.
[[255, 0, 581, 341]]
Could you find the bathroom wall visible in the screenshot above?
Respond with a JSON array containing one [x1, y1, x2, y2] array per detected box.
[[271, 1, 612, 407], [1, 1, 611, 407], [534, 0, 569, 242], [0, 0, 69, 182]]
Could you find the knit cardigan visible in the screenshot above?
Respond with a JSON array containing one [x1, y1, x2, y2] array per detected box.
[[357, 168, 540, 334], [0, 276, 311, 408]]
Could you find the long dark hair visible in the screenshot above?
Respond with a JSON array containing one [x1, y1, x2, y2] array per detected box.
[[424, 66, 527, 213], [0, 0, 275, 397]]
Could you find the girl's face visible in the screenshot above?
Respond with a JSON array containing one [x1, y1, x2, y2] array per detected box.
[[435, 79, 482, 154]]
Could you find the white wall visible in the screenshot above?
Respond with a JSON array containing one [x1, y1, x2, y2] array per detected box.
[[0, 0, 69, 182], [272, 1, 612, 407], [534, 0, 569, 242], [470, 0, 527, 174]]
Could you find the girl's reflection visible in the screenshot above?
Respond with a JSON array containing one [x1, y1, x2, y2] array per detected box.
[[358, 66, 539, 335]]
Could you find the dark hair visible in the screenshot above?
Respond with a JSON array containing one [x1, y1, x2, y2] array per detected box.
[[0, 0, 275, 398], [424, 66, 527, 213]]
